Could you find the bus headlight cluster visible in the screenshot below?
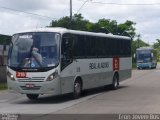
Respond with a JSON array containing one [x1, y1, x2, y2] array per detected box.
[[7, 72, 15, 81], [46, 70, 58, 81]]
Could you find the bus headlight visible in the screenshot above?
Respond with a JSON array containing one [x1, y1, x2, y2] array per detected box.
[[46, 70, 58, 81], [7, 72, 15, 81]]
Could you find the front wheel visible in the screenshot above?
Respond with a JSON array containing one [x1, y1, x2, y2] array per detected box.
[[73, 80, 82, 99], [26, 94, 39, 100], [111, 74, 119, 90]]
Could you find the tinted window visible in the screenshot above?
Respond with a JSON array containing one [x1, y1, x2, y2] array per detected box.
[[85, 36, 97, 57], [73, 35, 86, 58], [62, 33, 131, 59]]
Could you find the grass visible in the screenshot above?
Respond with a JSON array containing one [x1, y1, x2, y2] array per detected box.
[[132, 62, 137, 69], [0, 83, 7, 90]]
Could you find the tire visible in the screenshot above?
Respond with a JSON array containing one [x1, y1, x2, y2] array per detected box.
[[26, 94, 39, 100], [111, 74, 119, 90], [73, 79, 82, 99]]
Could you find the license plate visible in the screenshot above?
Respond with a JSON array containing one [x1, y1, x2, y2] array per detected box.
[[16, 72, 26, 78], [25, 84, 35, 88]]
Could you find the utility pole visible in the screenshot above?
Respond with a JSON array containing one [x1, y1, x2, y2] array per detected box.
[[70, 0, 72, 22]]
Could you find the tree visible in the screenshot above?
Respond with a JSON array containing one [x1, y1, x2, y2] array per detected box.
[[153, 39, 160, 49], [0, 34, 11, 45], [49, 14, 136, 38], [88, 19, 118, 33], [50, 16, 71, 29], [117, 20, 136, 38], [50, 14, 90, 30], [153, 39, 160, 62]]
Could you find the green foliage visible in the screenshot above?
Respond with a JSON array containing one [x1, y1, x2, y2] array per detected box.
[[50, 16, 71, 29], [132, 62, 137, 69], [153, 39, 160, 49], [50, 14, 90, 31], [0, 83, 7, 90], [89, 19, 118, 33], [49, 14, 136, 38], [153, 39, 160, 62], [117, 20, 136, 37], [0, 34, 11, 45]]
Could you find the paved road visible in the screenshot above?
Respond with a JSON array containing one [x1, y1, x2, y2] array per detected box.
[[0, 67, 160, 116], [57, 69, 160, 114]]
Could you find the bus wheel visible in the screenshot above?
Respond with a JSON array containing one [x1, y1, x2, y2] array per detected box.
[[73, 79, 82, 99], [111, 74, 119, 90], [26, 94, 39, 100]]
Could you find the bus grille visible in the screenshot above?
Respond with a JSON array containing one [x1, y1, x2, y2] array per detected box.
[[17, 77, 45, 82]]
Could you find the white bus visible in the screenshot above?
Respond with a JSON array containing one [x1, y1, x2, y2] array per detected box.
[[7, 28, 132, 100]]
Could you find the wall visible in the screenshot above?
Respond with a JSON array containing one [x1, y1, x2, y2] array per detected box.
[[0, 66, 7, 83], [0, 45, 9, 66]]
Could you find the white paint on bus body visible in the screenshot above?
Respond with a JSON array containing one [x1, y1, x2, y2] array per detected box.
[[7, 28, 132, 97]]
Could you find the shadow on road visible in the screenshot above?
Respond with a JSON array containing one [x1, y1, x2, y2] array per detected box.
[[15, 85, 128, 104]]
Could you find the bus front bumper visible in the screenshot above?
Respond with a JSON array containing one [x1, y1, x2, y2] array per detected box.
[[7, 78, 61, 95], [136, 63, 153, 69]]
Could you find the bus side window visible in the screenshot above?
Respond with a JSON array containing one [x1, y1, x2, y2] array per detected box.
[[61, 34, 73, 70]]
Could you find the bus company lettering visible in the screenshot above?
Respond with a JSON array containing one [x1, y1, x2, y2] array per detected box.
[[89, 62, 109, 69]]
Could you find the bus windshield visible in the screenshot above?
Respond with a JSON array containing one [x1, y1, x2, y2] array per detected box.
[[8, 32, 60, 69], [136, 50, 151, 62]]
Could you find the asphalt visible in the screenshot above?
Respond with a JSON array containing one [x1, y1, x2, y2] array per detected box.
[[0, 66, 160, 119]]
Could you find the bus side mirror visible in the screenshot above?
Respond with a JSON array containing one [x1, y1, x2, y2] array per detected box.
[[133, 53, 136, 59], [151, 53, 153, 58]]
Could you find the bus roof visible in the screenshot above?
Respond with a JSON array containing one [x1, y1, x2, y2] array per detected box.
[[136, 47, 153, 51], [14, 27, 131, 40]]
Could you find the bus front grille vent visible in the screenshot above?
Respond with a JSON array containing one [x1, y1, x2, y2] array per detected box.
[[17, 77, 45, 82]]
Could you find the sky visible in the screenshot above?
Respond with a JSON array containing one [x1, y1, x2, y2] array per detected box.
[[0, 0, 160, 44]]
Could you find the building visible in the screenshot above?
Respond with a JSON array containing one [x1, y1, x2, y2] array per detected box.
[[0, 34, 11, 66], [0, 45, 9, 65]]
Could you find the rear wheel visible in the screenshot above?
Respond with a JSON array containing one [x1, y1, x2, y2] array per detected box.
[[73, 79, 82, 99], [26, 94, 39, 100], [111, 74, 119, 90]]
